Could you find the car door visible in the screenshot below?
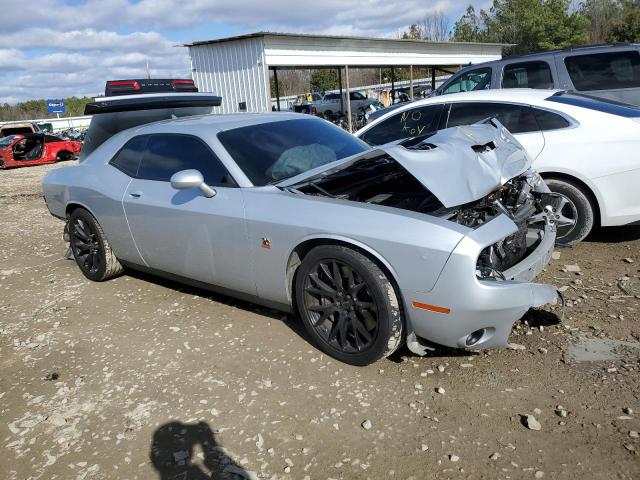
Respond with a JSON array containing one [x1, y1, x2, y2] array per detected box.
[[358, 104, 445, 146], [500, 60, 556, 89], [445, 101, 545, 159], [122, 133, 254, 294]]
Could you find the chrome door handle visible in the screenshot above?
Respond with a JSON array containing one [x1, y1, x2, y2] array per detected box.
[[129, 192, 142, 198]]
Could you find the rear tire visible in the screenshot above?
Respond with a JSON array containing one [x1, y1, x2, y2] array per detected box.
[[295, 245, 403, 366], [546, 178, 594, 246], [68, 208, 123, 281]]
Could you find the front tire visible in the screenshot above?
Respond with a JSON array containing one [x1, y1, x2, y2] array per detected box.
[[69, 208, 124, 281], [295, 245, 403, 366], [545, 179, 595, 246]]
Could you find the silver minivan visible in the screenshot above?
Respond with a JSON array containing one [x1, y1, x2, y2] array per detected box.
[[433, 44, 640, 106]]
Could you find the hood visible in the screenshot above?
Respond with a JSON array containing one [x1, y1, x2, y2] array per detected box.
[[383, 122, 531, 208], [280, 120, 532, 208]]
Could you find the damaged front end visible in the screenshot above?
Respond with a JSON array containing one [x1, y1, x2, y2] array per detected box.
[[283, 120, 562, 352], [284, 120, 564, 284], [436, 169, 565, 283]]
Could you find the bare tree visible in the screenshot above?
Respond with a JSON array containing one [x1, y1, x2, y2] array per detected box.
[[419, 11, 452, 41]]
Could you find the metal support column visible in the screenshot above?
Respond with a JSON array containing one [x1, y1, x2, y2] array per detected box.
[[338, 67, 344, 115], [273, 67, 281, 111], [391, 66, 395, 105], [409, 65, 414, 100], [431, 67, 436, 92], [345, 64, 352, 133]]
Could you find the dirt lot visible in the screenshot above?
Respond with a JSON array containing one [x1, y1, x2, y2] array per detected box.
[[1, 162, 639, 480]]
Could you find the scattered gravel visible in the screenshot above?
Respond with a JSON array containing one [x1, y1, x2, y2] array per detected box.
[[1, 163, 639, 479]]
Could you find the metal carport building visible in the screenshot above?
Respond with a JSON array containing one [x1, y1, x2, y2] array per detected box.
[[184, 32, 505, 127]]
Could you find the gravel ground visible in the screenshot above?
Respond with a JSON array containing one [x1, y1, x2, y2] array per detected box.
[[1, 162, 639, 480]]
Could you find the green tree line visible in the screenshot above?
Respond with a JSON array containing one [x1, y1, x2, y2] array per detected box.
[[0, 97, 94, 122], [406, 0, 640, 56]]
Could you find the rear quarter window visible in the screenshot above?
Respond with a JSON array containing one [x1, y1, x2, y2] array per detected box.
[[565, 51, 640, 91], [532, 108, 571, 130]]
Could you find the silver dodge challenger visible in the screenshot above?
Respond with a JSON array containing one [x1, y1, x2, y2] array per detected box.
[[43, 89, 560, 366]]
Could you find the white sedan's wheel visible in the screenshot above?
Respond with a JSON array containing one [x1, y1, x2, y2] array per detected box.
[[546, 179, 595, 246]]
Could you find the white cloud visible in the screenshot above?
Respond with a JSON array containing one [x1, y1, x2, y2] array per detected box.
[[0, 0, 473, 103], [0, 28, 171, 52], [0, 0, 468, 35]]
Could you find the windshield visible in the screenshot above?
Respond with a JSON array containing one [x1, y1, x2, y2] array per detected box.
[[217, 118, 369, 186], [0, 135, 18, 147], [546, 92, 640, 117]]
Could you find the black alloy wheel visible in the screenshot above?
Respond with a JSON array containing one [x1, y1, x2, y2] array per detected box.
[[68, 208, 124, 281], [302, 258, 379, 353], [295, 245, 403, 366], [70, 215, 102, 276]]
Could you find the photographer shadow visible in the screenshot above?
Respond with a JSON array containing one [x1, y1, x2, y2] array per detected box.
[[150, 420, 253, 480]]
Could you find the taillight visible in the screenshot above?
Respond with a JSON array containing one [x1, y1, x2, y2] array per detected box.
[[310, 106, 317, 114], [172, 79, 196, 90], [106, 80, 141, 93]]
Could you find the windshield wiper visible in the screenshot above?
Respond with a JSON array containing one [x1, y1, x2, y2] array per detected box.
[[305, 180, 336, 198]]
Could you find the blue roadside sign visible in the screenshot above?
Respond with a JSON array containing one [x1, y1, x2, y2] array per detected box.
[[47, 99, 65, 114]]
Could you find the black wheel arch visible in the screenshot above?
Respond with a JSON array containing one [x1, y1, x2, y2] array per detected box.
[[56, 150, 73, 160], [540, 172, 601, 227], [65, 202, 94, 218]]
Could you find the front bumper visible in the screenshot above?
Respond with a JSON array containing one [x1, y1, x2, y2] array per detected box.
[[405, 214, 558, 350]]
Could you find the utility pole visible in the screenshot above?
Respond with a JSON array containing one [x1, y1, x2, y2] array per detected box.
[[146, 60, 152, 79]]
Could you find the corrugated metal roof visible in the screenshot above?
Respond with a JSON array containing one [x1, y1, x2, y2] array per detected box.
[[182, 31, 511, 48]]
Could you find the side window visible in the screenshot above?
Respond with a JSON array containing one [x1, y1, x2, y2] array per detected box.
[[137, 134, 235, 186], [502, 61, 553, 89], [442, 68, 492, 95], [109, 135, 148, 177], [565, 51, 640, 91], [359, 105, 442, 146], [447, 102, 539, 134], [350, 91, 365, 100], [532, 108, 571, 131]]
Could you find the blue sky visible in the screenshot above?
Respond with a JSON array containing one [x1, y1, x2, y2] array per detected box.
[[0, 0, 478, 104]]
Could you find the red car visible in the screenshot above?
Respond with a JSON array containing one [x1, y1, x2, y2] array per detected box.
[[0, 133, 82, 169]]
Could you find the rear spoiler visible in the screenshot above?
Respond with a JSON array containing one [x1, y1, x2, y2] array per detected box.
[[79, 93, 222, 162], [84, 94, 221, 115]]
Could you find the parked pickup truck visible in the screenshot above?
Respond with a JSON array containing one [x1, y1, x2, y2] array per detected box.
[[312, 91, 377, 116], [432, 43, 640, 106], [292, 93, 323, 113]]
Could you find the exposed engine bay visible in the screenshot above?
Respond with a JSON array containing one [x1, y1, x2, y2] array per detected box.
[[288, 153, 560, 278]]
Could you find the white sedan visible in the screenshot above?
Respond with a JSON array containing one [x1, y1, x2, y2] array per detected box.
[[356, 89, 640, 245]]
